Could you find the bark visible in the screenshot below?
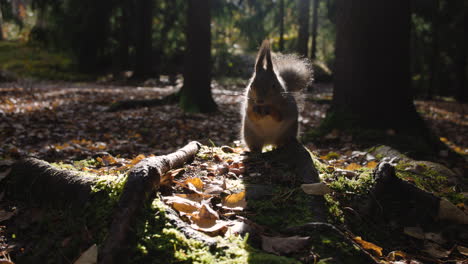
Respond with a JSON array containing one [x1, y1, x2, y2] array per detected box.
[[456, 5, 468, 102], [428, 0, 439, 99], [279, 0, 285, 52], [333, 0, 419, 128], [134, 0, 154, 79], [310, 0, 319, 60], [297, 0, 310, 57], [99, 141, 201, 264], [0, 6, 4, 41], [179, 0, 217, 113], [5, 158, 96, 210], [117, 0, 131, 72]]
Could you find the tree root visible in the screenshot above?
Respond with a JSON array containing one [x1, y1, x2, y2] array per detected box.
[[5, 157, 96, 210]]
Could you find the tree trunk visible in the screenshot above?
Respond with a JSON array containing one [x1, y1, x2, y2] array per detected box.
[[297, 0, 310, 57], [279, 0, 285, 52], [134, 0, 154, 79], [310, 0, 319, 60], [333, 0, 419, 129], [179, 0, 217, 113], [0, 6, 4, 41], [428, 0, 439, 99], [117, 0, 131, 72], [456, 5, 467, 102], [99, 141, 201, 264]]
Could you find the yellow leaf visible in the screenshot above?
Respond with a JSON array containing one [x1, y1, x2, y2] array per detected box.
[[163, 196, 200, 213], [130, 154, 146, 165], [440, 137, 448, 143], [175, 193, 212, 203], [366, 161, 378, 169], [223, 191, 247, 209], [345, 163, 362, 170], [353, 236, 383, 257], [184, 177, 204, 191], [190, 204, 219, 228]]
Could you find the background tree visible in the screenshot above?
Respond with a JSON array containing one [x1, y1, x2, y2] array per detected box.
[[179, 0, 217, 113], [310, 0, 319, 60], [133, 0, 154, 79], [297, 0, 310, 56], [278, 0, 285, 51], [332, 0, 421, 129]]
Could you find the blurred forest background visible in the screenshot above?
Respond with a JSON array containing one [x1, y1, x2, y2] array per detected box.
[[0, 0, 466, 102]]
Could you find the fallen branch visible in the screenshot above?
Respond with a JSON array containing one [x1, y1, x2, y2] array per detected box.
[[98, 141, 201, 264], [5, 157, 96, 210]]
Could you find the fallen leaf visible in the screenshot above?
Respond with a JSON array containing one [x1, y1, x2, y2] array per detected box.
[[130, 154, 146, 165], [387, 250, 407, 261], [190, 204, 219, 228], [161, 168, 184, 187], [301, 183, 332, 195], [222, 191, 247, 210], [345, 163, 362, 170], [191, 220, 230, 237], [73, 244, 97, 264], [175, 193, 211, 203], [184, 177, 203, 191], [0, 210, 15, 222], [438, 198, 468, 224], [163, 196, 200, 213], [422, 242, 450, 258], [261, 235, 310, 255], [366, 161, 378, 169], [457, 245, 468, 256], [353, 236, 383, 257]]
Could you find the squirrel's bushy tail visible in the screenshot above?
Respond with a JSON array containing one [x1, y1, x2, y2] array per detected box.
[[275, 54, 313, 92]]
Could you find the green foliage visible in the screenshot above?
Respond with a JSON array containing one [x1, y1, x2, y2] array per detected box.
[[0, 41, 90, 80]]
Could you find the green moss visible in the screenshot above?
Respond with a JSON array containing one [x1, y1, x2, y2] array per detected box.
[[246, 186, 315, 229], [133, 199, 299, 263], [0, 41, 91, 81]]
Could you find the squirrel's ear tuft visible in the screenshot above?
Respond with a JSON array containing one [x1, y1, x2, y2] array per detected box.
[[255, 39, 273, 72]]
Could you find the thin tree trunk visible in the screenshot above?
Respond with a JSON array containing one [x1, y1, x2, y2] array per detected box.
[[134, 0, 154, 79], [118, 0, 131, 72], [180, 0, 217, 113], [297, 0, 310, 57], [310, 0, 319, 60], [279, 0, 285, 52], [428, 0, 439, 99], [0, 6, 4, 41], [456, 5, 467, 102]]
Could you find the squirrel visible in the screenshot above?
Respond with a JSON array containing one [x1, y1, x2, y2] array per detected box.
[[241, 40, 312, 152]]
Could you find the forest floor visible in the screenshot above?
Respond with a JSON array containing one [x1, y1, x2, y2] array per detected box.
[[0, 80, 467, 263]]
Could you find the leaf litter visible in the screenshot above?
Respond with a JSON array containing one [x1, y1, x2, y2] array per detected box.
[[0, 81, 467, 263]]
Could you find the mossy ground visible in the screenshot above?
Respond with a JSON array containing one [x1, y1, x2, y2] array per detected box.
[[0, 41, 91, 81]]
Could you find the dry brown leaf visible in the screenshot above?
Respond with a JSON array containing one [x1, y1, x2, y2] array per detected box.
[[403, 226, 425, 240], [0, 210, 15, 222], [301, 183, 332, 195], [184, 177, 204, 191], [387, 250, 407, 261], [175, 193, 211, 203], [191, 220, 230, 237], [422, 242, 450, 258], [438, 198, 468, 224], [345, 163, 362, 171], [163, 196, 200, 213], [353, 236, 383, 257], [261, 235, 310, 255], [366, 161, 378, 169], [223, 191, 247, 210], [457, 245, 468, 256], [100, 155, 118, 166], [161, 168, 185, 187], [190, 204, 219, 228], [73, 244, 97, 264], [130, 154, 146, 165]]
